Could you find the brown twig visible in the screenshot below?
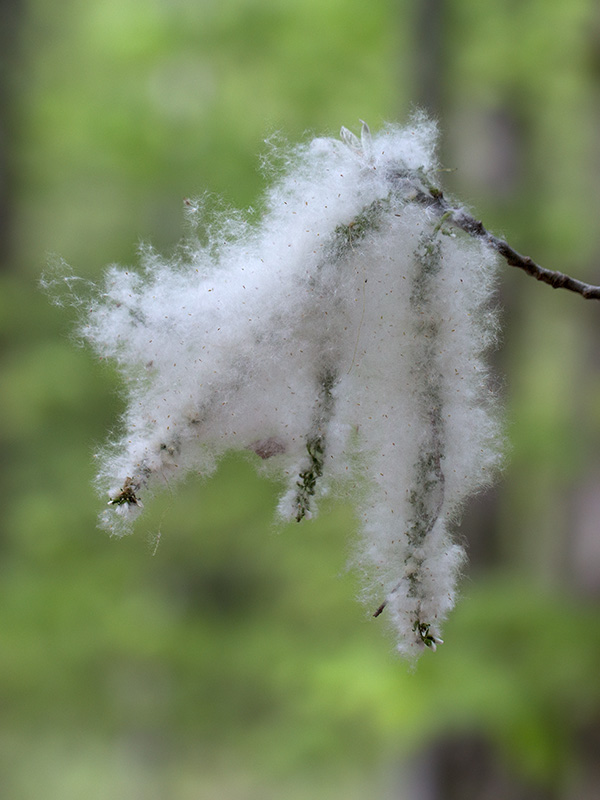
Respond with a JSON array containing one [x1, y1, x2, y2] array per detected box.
[[373, 600, 387, 618], [416, 184, 600, 300]]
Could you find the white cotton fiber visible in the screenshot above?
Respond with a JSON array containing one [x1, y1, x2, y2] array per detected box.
[[71, 116, 502, 657]]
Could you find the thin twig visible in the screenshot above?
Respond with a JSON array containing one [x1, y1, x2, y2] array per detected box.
[[413, 184, 600, 300]]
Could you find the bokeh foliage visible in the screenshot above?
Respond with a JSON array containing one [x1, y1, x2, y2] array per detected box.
[[2, 0, 600, 797]]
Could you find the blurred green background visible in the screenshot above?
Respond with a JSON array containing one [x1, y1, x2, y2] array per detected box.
[[2, 0, 600, 797]]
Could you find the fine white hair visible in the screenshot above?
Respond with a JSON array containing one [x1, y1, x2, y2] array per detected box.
[[77, 116, 502, 657]]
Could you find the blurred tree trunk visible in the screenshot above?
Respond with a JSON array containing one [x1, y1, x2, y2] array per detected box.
[[569, 716, 600, 800], [408, 734, 558, 800], [412, 0, 446, 118], [0, 0, 24, 269], [404, 3, 558, 798], [404, 0, 600, 790]]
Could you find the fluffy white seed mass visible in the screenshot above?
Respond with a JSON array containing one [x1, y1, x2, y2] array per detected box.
[[76, 116, 502, 657]]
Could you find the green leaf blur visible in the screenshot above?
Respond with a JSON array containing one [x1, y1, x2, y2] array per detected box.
[[2, 0, 600, 796]]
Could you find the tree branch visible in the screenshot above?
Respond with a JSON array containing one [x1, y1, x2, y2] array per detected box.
[[408, 180, 600, 300], [452, 209, 600, 299]]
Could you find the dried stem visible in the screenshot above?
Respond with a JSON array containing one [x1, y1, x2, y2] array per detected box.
[[372, 230, 446, 644], [293, 368, 336, 521], [408, 178, 600, 300]]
